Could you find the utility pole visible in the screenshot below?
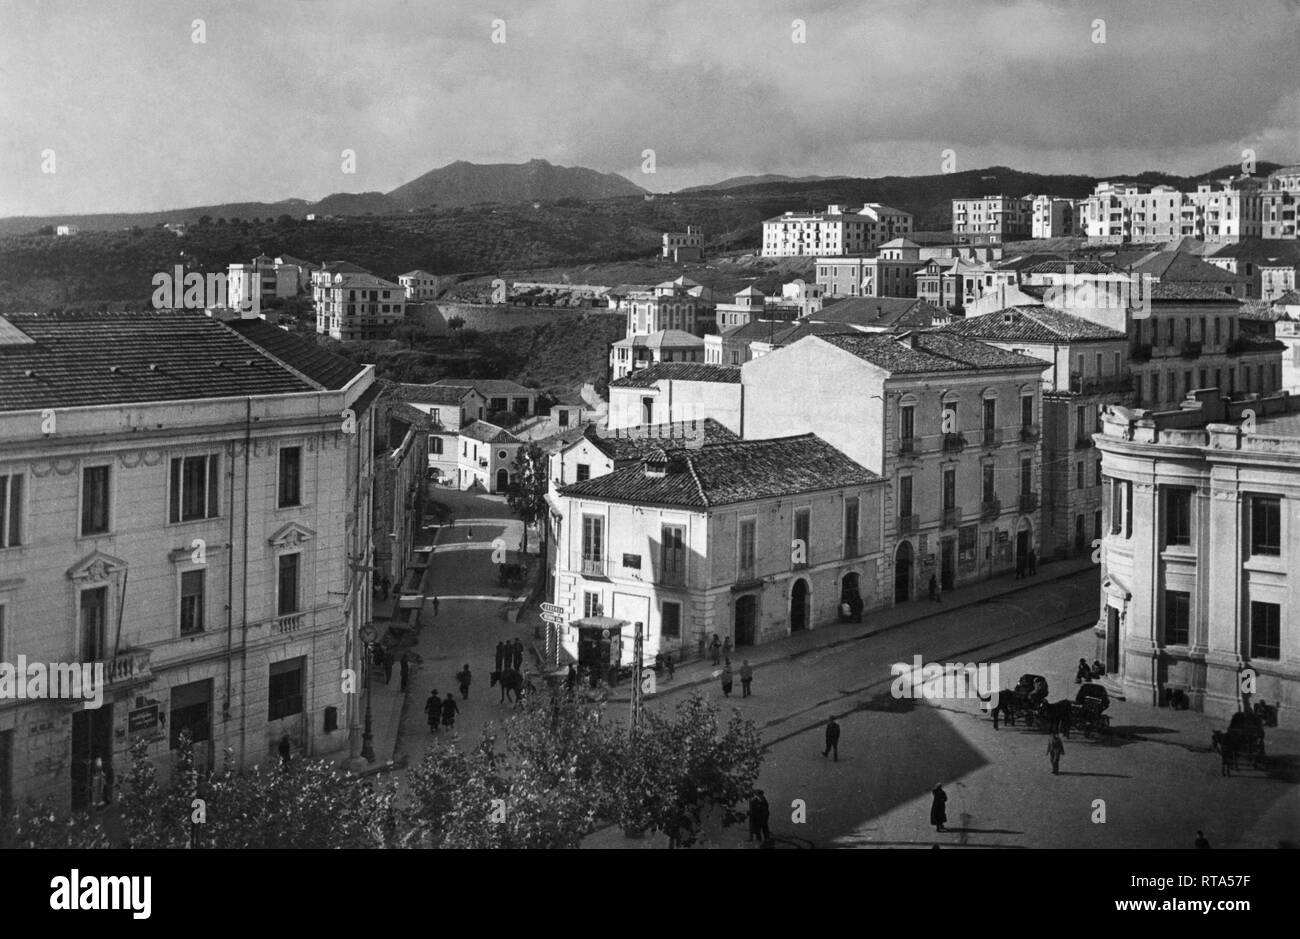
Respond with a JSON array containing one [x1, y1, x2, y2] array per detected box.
[[630, 620, 644, 730]]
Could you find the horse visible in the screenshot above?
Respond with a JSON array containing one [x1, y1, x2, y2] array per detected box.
[[1211, 731, 1238, 775], [492, 667, 532, 705], [978, 689, 1022, 729], [1037, 700, 1072, 738]]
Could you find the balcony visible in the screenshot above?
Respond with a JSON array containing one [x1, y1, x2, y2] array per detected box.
[[1019, 492, 1039, 513], [1071, 375, 1134, 396], [897, 514, 920, 534], [659, 565, 686, 588], [575, 554, 606, 577], [274, 612, 307, 635], [1180, 340, 1203, 360], [941, 507, 961, 529], [980, 499, 1001, 521], [897, 437, 917, 457], [942, 432, 967, 452], [981, 427, 1002, 447], [1129, 343, 1152, 363], [1019, 423, 1040, 442]]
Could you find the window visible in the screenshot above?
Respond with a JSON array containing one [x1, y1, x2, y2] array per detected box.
[[660, 525, 686, 584], [0, 473, 22, 547], [581, 515, 604, 571], [170, 679, 212, 750], [268, 657, 305, 720], [793, 508, 811, 566], [1076, 462, 1085, 489], [1020, 396, 1033, 428], [1249, 496, 1281, 556], [81, 465, 110, 535], [738, 518, 756, 576], [79, 586, 108, 662], [942, 400, 958, 433], [278, 447, 302, 508], [900, 405, 915, 442], [583, 591, 602, 617], [661, 601, 682, 639], [180, 570, 205, 635], [277, 554, 300, 616], [983, 398, 996, 431], [575, 463, 590, 482], [1093, 509, 1102, 540], [169, 454, 219, 522], [1076, 405, 1087, 440], [1020, 458, 1032, 496], [1249, 602, 1281, 659], [1164, 488, 1192, 547], [942, 468, 956, 511], [1164, 590, 1190, 645], [899, 475, 913, 518], [844, 497, 860, 556], [982, 464, 995, 504], [558, 409, 570, 428], [429, 436, 444, 456]]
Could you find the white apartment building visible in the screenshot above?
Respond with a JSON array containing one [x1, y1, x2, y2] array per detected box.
[[1081, 178, 1263, 245], [951, 195, 1032, 244], [399, 270, 440, 301], [762, 204, 913, 257], [227, 254, 299, 313], [1031, 195, 1081, 238], [312, 261, 407, 341]]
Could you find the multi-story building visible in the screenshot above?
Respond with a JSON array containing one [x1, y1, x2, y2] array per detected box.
[[762, 204, 913, 257], [1271, 294, 1300, 393], [392, 383, 489, 484], [1261, 165, 1300, 240], [804, 297, 947, 332], [816, 239, 925, 298], [398, 270, 440, 301], [1030, 195, 1081, 239], [371, 395, 432, 592], [0, 309, 379, 811], [312, 261, 407, 340], [457, 421, 522, 493], [951, 195, 1033, 244], [551, 435, 887, 658], [608, 363, 743, 434], [743, 332, 1050, 599], [662, 226, 703, 261], [915, 258, 990, 312], [1081, 178, 1263, 245], [610, 330, 705, 380], [942, 306, 1132, 558], [432, 378, 536, 421], [1094, 389, 1299, 723], [227, 254, 299, 313], [1132, 250, 1249, 300], [713, 287, 772, 331]]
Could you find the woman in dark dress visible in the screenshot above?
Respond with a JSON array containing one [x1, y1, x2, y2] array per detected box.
[[931, 784, 948, 832]]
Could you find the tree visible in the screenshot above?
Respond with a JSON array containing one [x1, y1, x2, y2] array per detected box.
[[446, 315, 465, 331], [506, 442, 548, 557], [1, 802, 111, 849]]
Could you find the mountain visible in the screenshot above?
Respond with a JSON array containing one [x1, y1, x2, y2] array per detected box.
[[386, 158, 645, 209], [680, 173, 851, 192]]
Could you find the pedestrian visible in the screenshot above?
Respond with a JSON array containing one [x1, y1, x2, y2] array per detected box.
[[1047, 732, 1065, 775], [931, 784, 948, 832], [1028, 548, 1037, 576], [457, 663, 472, 700], [935, 580, 942, 603], [494, 640, 506, 675], [425, 690, 441, 732], [565, 664, 577, 691], [90, 756, 104, 808], [697, 634, 706, 658], [1195, 830, 1211, 849], [664, 651, 674, 680], [399, 652, 411, 693], [441, 692, 459, 730], [720, 664, 733, 697], [823, 716, 840, 761], [722, 636, 733, 664], [740, 659, 753, 697], [710, 634, 721, 666], [431, 596, 440, 617], [1075, 658, 1091, 683], [512, 638, 524, 670], [278, 734, 292, 766], [466, 527, 473, 542], [380, 576, 391, 600], [382, 648, 393, 685], [928, 574, 938, 602], [748, 790, 771, 844]]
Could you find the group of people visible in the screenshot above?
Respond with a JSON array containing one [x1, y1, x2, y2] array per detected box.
[[705, 633, 733, 666], [1074, 658, 1106, 683], [718, 660, 755, 698], [1014, 548, 1039, 580], [424, 689, 460, 732], [494, 638, 525, 674]]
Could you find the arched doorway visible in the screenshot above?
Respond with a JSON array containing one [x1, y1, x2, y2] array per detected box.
[[840, 572, 862, 622], [495, 468, 509, 492], [790, 579, 809, 632], [734, 594, 758, 646], [894, 542, 913, 603]]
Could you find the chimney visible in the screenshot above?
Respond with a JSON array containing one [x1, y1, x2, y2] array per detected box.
[[643, 448, 669, 478]]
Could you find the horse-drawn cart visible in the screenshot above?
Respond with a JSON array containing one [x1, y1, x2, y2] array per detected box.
[[1213, 711, 1266, 772], [1070, 682, 1111, 738]]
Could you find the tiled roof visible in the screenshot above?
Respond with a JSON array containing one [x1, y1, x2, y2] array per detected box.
[[0, 311, 364, 412], [993, 253, 1065, 272], [394, 383, 475, 406], [609, 363, 741, 388], [225, 319, 362, 389], [460, 420, 521, 444], [1208, 240, 1300, 264], [589, 419, 739, 461], [433, 377, 534, 396], [400, 269, 437, 278], [1020, 259, 1121, 275], [319, 260, 373, 275], [811, 297, 944, 328], [1148, 283, 1244, 302], [557, 434, 879, 508], [1271, 289, 1300, 307], [644, 330, 704, 349], [819, 331, 1049, 374], [942, 307, 1126, 342], [757, 321, 860, 346], [1131, 251, 1246, 284]]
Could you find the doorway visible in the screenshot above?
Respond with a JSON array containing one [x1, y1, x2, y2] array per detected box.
[[940, 538, 956, 591], [894, 541, 913, 603], [495, 468, 509, 492], [70, 704, 113, 814], [840, 573, 862, 622], [1106, 606, 1120, 674], [790, 579, 809, 632], [734, 594, 758, 646], [1016, 526, 1031, 573]]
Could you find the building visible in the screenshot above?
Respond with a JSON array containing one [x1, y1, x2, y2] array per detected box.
[[805, 297, 947, 332], [662, 226, 704, 262], [0, 309, 379, 811], [1094, 389, 1300, 723], [399, 270, 440, 301], [608, 362, 743, 434], [915, 258, 990, 312], [55, 225, 79, 237], [312, 262, 407, 341], [951, 195, 1033, 244], [743, 332, 1050, 599], [1270, 293, 1300, 393], [942, 306, 1132, 558], [1260, 165, 1300, 240], [1031, 195, 1081, 239], [1130, 250, 1249, 300], [610, 330, 705, 380], [762, 204, 913, 257], [552, 435, 887, 659], [371, 394, 432, 593], [457, 421, 522, 493], [431, 378, 536, 420], [392, 383, 489, 484], [705, 318, 853, 366], [816, 239, 925, 299], [1081, 178, 1263, 245], [619, 277, 714, 337], [713, 287, 770, 331], [227, 254, 299, 313]]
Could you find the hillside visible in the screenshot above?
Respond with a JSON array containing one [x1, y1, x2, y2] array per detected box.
[[387, 158, 644, 209]]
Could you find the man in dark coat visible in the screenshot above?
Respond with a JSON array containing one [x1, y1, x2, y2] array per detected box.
[[399, 653, 411, 692], [748, 790, 771, 844], [1195, 830, 1211, 849], [278, 734, 292, 766], [456, 664, 472, 700], [441, 692, 459, 730], [739, 660, 754, 697], [495, 641, 506, 674], [512, 638, 524, 670], [823, 716, 840, 761], [931, 784, 948, 832], [425, 690, 441, 732], [720, 664, 733, 697]]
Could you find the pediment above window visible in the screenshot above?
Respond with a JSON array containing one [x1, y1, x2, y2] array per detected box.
[[268, 522, 317, 549], [67, 551, 129, 584]]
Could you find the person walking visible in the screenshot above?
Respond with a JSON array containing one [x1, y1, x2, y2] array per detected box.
[[456, 664, 472, 700], [382, 648, 394, 685], [740, 660, 754, 698], [720, 664, 734, 697], [399, 653, 411, 693], [431, 596, 440, 617], [709, 634, 722, 666], [934, 579, 942, 603], [748, 790, 771, 844], [1195, 830, 1211, 849], [425, 690, 441, 732], [823, 716, 840, 761], [512, 638, 524, 670], [441, 692, 459, 730], [565, 664, 577, 692], [494, 641, 506, 676], [664, 651, 675, 680], [1047, 733, 1065, 775], [931, 784, 948, 832], [928, 574, 938, 602], [722, 636, 733, 665], [1028, 548, 1038, 576], [380, 576, 391, 601]]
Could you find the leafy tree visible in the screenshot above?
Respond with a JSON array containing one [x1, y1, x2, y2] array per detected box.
[[1, 802, 112, 849], [446, 314, 466, 331], [506, 442, 548, 556]]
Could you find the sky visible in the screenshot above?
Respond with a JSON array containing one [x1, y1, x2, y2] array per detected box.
[[3, 0, 1300, 217]]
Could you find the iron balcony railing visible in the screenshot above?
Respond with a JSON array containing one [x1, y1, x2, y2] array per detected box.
[[942, 507, 961, 529], [982, 427, 1001, 447], [1020, 492, 1039, 513], [942, 432, 966, 452], [980, 499, 1001, 521], [898, 514, 919, 534], [898, 437, 916, 457], [1019, 423, 1040, 442]]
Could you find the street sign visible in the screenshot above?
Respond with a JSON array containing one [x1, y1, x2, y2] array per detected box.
[[540, 612, 566, 626], [540, 602, 564, 615], [128, 704, 159, 732]]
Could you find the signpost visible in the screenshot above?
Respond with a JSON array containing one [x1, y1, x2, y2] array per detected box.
[[540, 603, 564, 615], [540, 611, 566, 625], [630, 621, 644, 730]]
